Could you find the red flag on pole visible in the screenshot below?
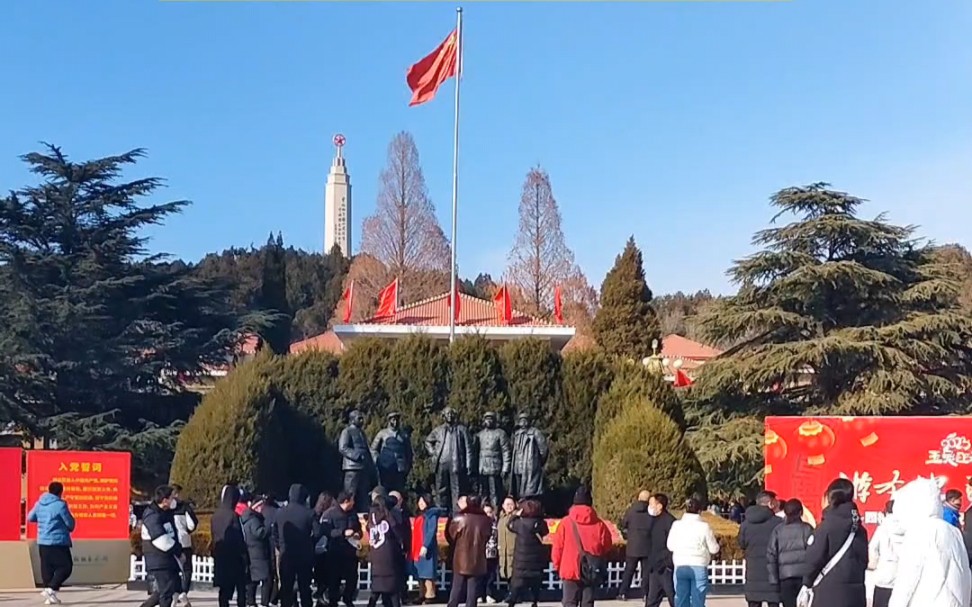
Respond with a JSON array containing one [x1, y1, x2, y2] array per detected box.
[[448, 284, 462, 323], [493, 285, 512, 324], [406, 29, 459, 107], [553, 285, 564, 324], [341, 280, 354, 323], [673, 368, 694, 388], [375, 278, 399, 319]]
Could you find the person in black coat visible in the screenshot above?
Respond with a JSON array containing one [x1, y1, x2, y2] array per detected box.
[[212, 484, 249, 607], [140, 486, 184, 607], [646, 494, 676, 607], [368, 495, 405, 607], [618, 491, 654, 600], [243, 497, 275, 607], [802, 479, 868, 607], [388, 491, 412, 603], [274, 483, 317, 607], [739, 491, 783, 607], [320, 491, 363, 607], [767, 499, 813, 607], [506, 499, 549, 607]]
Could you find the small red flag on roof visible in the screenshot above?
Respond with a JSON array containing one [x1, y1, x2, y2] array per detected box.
[[553, 285, 564, 324], [341, 280, 354, 323], [493, 285, 512, 324], [375, 278, 399, 319]]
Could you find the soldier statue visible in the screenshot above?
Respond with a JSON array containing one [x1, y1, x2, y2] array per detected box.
[[475, 411, 511, 507], [338, 410, 374, 512], [510, 412, 549, 500], [424, 407, 474, 511], [370, 411, 413, 494]]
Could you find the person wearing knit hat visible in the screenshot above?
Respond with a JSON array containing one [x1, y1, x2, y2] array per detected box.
[[552, 485, 612, 607], [573, 487, 593, 506]]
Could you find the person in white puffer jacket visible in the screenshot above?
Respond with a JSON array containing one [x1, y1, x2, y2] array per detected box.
[[888, 477, 972, 607], [868, 499, 905, 607], [666, 498, 720, 607]]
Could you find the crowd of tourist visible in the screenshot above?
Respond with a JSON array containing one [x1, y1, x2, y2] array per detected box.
[[132, 482, 615, 607], [24, 475, 972, 607]]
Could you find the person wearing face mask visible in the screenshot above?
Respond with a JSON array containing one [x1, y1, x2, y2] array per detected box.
[[646, 494, 676, 607], [140, 486, 184, 607], [212, 484, 249, 607]]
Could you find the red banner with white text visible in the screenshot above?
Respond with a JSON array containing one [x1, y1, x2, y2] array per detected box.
[[765, 416, 972, 534], [0, 449, 22, 541], [26, 450, 131, 541]]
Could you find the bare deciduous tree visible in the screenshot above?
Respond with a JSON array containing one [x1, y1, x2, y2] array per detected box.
[[360, 132, 450, 303], [504, 166, 595, 318]]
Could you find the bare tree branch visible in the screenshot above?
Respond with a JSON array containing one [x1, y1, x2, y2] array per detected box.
[[360, 132, 450, 303], [504, 166, 595, 317]]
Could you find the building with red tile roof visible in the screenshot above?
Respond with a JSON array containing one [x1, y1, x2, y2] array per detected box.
[[290, 291, 576, 354]]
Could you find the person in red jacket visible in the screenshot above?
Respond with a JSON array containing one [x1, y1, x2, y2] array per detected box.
[[552, 486, 613, 607]]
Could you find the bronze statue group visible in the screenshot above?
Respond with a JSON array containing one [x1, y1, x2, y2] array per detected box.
[[343, 408, 551, 511], [136, 408, 628, 607]]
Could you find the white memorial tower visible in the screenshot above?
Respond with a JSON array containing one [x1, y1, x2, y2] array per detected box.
[[324, 134, 351, 256]]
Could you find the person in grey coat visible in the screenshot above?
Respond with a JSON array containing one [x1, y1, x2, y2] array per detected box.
[[339, 410, 375, 513], [738, 491, 782, 607], [242, 498, 274, 607], [767, 499, 813, 607]]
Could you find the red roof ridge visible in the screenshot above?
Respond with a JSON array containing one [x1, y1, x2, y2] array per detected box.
[[661, 334, 723, 359]]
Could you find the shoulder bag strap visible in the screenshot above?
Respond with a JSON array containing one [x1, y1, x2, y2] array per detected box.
[[569, 520, 587, 555], [813, 529, 856, 587]]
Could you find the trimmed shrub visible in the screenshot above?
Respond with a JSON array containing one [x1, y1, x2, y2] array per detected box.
[[337, 338, 392, 414], [592, 396, 707, 523], [555, 349, 615, 487], [447, 335, 509, 426], [381, 335, 451, 489], [277, 350, 344, 497], [596, 361, 686, 432], [170, 353, 288, 508], [499, 339, 562, 424]]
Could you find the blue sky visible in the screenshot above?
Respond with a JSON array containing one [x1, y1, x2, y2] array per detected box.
[[2, 0, 970, 295]]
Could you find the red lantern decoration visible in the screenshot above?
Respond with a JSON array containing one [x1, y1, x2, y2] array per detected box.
[[795, 420, 836, 466], [765, 429, 788, 462]]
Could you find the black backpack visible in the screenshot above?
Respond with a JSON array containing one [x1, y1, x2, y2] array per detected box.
[[569, 519, 607, 587]]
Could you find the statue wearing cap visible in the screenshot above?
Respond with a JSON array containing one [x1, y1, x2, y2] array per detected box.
[[510, 412, 549, 499], [476, 412, 511, 507], [424, 407, 473, 511], [338, 409, 375, 513], [370, 411, 413, 493]]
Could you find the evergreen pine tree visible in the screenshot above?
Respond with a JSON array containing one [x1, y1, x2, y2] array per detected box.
[[592, 237, 662, 360], [690, 183, 972, 491], [259, 232, 292, 354], [0, 145, 254, 485]]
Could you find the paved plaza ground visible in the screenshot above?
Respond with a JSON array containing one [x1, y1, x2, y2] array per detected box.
[[0, 587, 750, 606]]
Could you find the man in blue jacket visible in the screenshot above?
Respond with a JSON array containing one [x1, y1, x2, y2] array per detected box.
[[27, 481, 76, 605]]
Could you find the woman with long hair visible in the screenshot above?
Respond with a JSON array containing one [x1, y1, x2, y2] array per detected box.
[[411, 493, 447, 604], [313, 492, 335, 602], [767, 499, 813, 607], [801, 478, 868, 607], [369, 495, 405, 607]]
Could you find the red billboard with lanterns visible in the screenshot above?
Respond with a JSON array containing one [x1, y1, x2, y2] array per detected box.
[[764, 416, 972, 533]]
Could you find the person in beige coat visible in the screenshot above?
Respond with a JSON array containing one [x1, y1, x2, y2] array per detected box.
[[497, 497, 517, 588]]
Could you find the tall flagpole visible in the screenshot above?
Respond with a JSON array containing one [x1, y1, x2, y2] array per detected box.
[[448, 6, 463, 344]]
